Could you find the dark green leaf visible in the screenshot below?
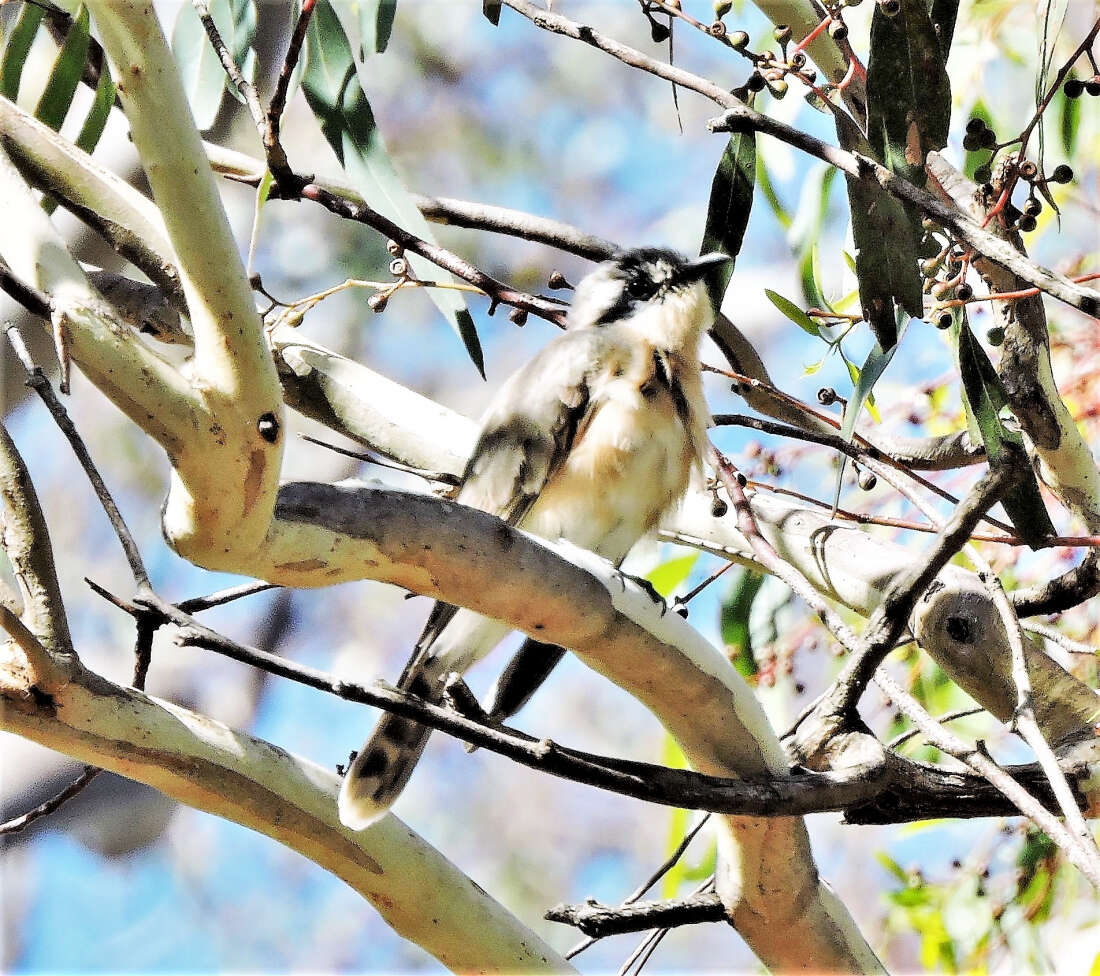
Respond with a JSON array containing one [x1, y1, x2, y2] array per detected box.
[[1, 2, 45, 101], [720, 568, 764, 679], [74, 59, 115, 155], [765, 289, 818, 337], [483, 1, 502, 25], [955, 317, 1055, 546], [303, 0, 483, 375], [357, 0, 398, 55], [836, 114, 923, 350], [866, 0, 952, 183], [700, 124, 755, 303], [34, 5, 90, 131]]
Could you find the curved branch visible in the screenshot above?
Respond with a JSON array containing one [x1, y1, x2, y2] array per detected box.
[[0, 661, 572, 974]]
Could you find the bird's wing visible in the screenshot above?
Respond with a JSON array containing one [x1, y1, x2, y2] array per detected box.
[[398, 329, 607, 683]]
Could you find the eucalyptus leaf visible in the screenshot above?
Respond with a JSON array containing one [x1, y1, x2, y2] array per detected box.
[[836, 114, 923, 350], [302, 0, 483, 375], [755, 152, 791, 230], [172, 0, 236, 131], [720, 568, 765, 679], [955, 317, 1055, 546], [700, 123, 756, 304], [1, 2, 45, 100], [483, 1, 502, 25], [866, 0, 953, 184], [357, 0, 397, 55], [34, 4, 90, 131], [765, 289, 818, 337], [74, 59, 116, 155]]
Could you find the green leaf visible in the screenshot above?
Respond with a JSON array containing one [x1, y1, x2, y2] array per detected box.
[[832, 310, 907, 509], [645, 552, 699, 598], [303, 0, 483, 375], [876, 851, 909, 883], [172, 0, 236, 130], [866, 0, 953, 183], [788, 164, 835, 308], [73, 60, 116, 155], [955, 317, 1055, 546], [755, 152, 791, 230], [482, 1, 502, 25], [1058, 85, 1079, 158], [720, 568, 764, 678], [1, 2, 45, 100], [34, 5, 90, 131], [357, 0, 397, 55], [700, 124, 755, 305], [837, 113, 923, 351], [765, 289, 818, 337]]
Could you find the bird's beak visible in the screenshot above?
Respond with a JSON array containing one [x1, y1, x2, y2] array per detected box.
[[680, 252, 732, 283]]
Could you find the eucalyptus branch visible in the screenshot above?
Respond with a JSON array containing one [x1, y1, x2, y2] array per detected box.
[[708, 105, 1100, 318], [547, 893, 726, 938]]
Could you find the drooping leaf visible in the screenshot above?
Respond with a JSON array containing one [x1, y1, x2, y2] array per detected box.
[[765, 288, 818, 337], [1058, 85, 1079, 158], [720, 568, 765, 679], [788, 164, 836, 308], [1, 2, 45, 100], [700, 122, 755, 304], [866, 0, 953, 184], [302, 0, 483, 375], [482, 1, 502, 25], [836, 114, 923, 350], [34, 5, 90, 131], [74, 59, 116, 155], [754, 152, 791, 230], [357, 0, 398, 55], [832, 309, 908, 509], [172, 0, 236, 130], [955, 317, 1055, 546]]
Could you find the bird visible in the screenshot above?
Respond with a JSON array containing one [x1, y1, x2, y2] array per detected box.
[[338, 247, 728, 830]]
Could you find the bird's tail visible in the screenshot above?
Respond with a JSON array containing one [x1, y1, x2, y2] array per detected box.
[[338, 704, 434, 831]]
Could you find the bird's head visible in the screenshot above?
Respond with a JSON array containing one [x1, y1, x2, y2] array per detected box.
[[566, 248, 730, 352]]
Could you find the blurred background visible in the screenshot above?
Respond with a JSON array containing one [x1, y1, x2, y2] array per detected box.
[[2, 1, 1099, 971]]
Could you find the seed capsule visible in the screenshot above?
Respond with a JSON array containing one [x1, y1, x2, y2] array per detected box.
[[974, 164, 992, 184], [368, 293, 388, 313], [747, 71, 766, 92], [709, 19, 727, 37], [389, 257, 409, 277], [1018, 159, 1038, 180], [386, 239, 404, 256], [962, 133, 981, 152], [713, 0, 733, 16], [956, 283, 973, 301], [1087, 78, 1100, 96], [1017, 213, 1037, 232], [1050, 164, 1073, 184], [965, 117, 986, 135], [879, 0, 900, 15], [1064, 78, 1084, 98], [729, 29, 750, 49], [828, 20, 848, 39], [1022, 197, 1042, 217], [508, 308, 528, 327], [978, 127, 997, 150], [987, 326, 1005, 346], [935, 311, 953, 329], [774, 24, 791, 43], [858, 469, 877, 491]]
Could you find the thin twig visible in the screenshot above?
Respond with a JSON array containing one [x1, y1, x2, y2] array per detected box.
[[887, 707, 985, 750], [874, 672, 1100, 889], [4, 326, 149, 585], [984, 572, 1100, 876]]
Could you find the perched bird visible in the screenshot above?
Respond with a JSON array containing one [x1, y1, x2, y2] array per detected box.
[[338, 247, 728, 830]]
